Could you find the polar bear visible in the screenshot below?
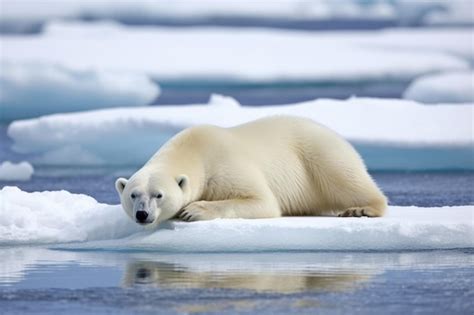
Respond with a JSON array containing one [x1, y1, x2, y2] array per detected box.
[[115, 116, 387, 225]]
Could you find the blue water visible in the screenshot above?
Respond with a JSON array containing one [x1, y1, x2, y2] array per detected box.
[[153, 80, 410, 105], [0, 249, 473, 315]]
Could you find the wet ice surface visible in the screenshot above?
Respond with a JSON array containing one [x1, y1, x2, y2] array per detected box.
[[0, 249, 473, 315]]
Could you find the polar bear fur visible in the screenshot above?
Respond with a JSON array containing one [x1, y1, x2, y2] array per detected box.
[[116, 116, 387, 225]]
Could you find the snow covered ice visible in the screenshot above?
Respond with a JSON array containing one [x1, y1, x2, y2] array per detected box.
[[403, 71, 474, 104], [1, 22, 471, 84], [7, 96, 474, 170], [0, 186, 140, 245], [0, 0, 471, 33], [0, 186, 472, 252], [0, 62, 160, 121], [0, 161, 34, 181]]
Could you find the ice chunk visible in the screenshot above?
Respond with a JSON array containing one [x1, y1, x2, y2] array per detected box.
[[1, 22, 470, 83], [7, 96, 474, 170], [208, 93, 240, 107], [403, 71, 474, 104], [0, 161, 33, 181], [0, 186, 472, 251], [0, 62, 160, 121]]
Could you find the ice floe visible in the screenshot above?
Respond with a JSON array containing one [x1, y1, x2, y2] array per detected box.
[[403, 71, 474, 104], [0, 62, 160, 121], [7, 96, 474, 170], [0, 0, 471, 33], [0, 161, 33, 181], [0, 186, 472, 251], [1, 22, 471, 83]]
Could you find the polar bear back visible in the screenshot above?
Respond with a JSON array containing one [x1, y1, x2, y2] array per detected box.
[[149, 116, 385, 217], [228, 116, 374, 213]]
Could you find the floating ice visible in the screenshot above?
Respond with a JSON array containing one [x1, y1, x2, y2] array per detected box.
[[7, 96, 474, 170], [0, 161, 33, 181], [403, 71, 474, 104], [0, 62, 160, 121], [0, 186, 472, 251], [1, 22, 470, 83], [0, 0, 470, 33]]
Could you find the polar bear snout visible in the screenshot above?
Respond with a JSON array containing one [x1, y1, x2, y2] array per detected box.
[[135, 211, 149, 223], [132, 198, 156, 225]]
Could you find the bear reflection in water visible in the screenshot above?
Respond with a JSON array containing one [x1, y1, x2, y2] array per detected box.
[[122, 260, 371, 294]]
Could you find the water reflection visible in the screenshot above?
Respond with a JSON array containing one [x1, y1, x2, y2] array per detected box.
[[123, 260, 370, 293], [1, 247, 472, 291]]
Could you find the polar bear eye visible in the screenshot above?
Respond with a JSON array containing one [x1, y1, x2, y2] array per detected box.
[[155, 193, 163, 199], [131, 193, 137, 199]]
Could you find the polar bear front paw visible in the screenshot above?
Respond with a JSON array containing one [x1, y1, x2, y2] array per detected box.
[[177, 201, 220, 222]]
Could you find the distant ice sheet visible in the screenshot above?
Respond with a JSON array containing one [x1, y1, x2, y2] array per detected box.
[[1, 22, 471, 83], [0, 0, 471, 32], [403, 71, 474, 104], [0, 186, 472, 251], [0, 62, 160, 121], [7, 96, 474, 170], [0, 161, 33, 181]]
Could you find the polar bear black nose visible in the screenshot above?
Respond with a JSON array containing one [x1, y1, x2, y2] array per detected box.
[[136, 211, 148, 222]]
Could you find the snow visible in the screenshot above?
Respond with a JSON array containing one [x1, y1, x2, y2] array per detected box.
[[0, 161, 34, 181], [403, 71, 474, 104], [0, 0, 470, 29], [0, 186, 140, 245], [0, 186, 472, 251], [1, 22, 471, 83], [0, 62, 160, 121], [7, 96, 474, 170]]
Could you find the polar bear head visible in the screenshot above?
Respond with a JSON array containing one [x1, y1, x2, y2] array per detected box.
[[115, 171, 189, 226]]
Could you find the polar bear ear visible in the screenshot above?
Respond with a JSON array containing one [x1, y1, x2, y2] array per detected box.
[[115, 177, 128, 195], [176, 174, 189, 191]]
